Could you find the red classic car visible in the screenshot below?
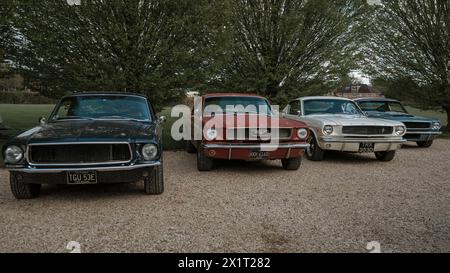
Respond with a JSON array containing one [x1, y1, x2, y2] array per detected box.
[[186, 93, 310, 171]]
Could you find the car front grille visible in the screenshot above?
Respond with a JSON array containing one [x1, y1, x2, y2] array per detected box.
[[28, 143, 132, 165], [226, 128, 292, 140], [403, 122, 431, 129], [342, 126, 393, 135]]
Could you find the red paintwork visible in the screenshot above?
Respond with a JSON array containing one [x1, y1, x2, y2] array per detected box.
[[195, 94, 309, 160]]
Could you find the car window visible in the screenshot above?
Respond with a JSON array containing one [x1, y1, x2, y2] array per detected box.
[[359, 101, 407, 113], [389, 102, 407, 113], [303, 99, 363, 115], [51, 96, 152, 121], [204, 97, 272, 115], [289, 101, 301, 115]]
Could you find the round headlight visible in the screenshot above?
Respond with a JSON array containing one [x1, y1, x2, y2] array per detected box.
[[395, 125, 406, 136], [205, 128, 218, 140], [141, 144, 158, 161], [432, 122, 441, 130], [297, 128, 308, 140], [4, 145, 24, 164], [323, 125, 334, 135]]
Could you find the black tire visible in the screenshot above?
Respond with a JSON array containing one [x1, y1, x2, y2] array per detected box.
[[197, 149, 213, 171], [417, 140, 433, 148], [144, 164, 164, 195], [186, 140, 197, 153], [10, 172, 41, 199], [306, 134, 325, 161], [375, 150, 396, 162], [281, 157, 302, 170]]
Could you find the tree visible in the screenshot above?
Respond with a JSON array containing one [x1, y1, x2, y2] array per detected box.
[[0, 1, 14, 78], [365, 0, 450, 127], [6, 0, 215, 110], [209, 0, 369, 105]]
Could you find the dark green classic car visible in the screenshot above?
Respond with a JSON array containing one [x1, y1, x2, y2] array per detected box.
[[2, 93, 165, 199], [355, 98, 442, 148]]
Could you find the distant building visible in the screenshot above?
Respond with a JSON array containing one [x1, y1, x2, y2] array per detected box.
[[331, 84, 384, 99]]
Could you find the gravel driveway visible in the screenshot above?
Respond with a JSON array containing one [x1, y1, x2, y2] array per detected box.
[[0, 140, 449, 253]]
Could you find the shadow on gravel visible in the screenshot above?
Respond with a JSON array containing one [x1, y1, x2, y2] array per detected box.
[[319, 151, 378, 164], [38, 182, 145, 199], [213, 159, 283, 172], [400, 142, 426, 149]]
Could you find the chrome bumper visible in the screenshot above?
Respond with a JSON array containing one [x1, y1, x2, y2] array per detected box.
[[318, 137, 405, 152], [6, 162, 161, 174], [202, 143, 310, 149]]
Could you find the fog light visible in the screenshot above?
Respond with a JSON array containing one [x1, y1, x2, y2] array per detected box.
[[208, 150, 216, 157]]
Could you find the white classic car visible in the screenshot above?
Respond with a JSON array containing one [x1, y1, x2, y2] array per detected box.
[[282, 96, 407, 162]]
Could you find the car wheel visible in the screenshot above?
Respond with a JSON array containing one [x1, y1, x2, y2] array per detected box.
[[10, 172, 41, 199], [375, 150, 396, 162], [144, 163, 164, 195], [417, 140, 433, 148], [197, 148, 213, 171], [186, 140, 197, 153], [306, 135, 324, 161], [281, 157, 302, 170]]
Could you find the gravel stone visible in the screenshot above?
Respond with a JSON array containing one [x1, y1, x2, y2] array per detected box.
[[0, 140, 449, 253]]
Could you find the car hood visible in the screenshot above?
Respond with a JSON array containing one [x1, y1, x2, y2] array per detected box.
[[14, 120, 157, 144], [202, 114, 308, 128], [365, 111, 439, 123], [307, 114, 403, 127]]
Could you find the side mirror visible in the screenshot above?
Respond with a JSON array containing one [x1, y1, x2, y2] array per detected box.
[[39, 117, 47, 126], [158, 116, 166, 123], [296, 110, 302, 116]]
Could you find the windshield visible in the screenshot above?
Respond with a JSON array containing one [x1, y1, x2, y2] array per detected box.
[[303, 99, 363, 116], [204, 97, 272, 115], [50, 95, 152, 121], [358, 101, 408, 114]]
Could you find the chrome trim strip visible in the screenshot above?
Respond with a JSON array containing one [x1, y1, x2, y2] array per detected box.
[[26, 142, 133, 167], [203, 143, 310, 149], [404, 131, 442, 135], [321, 137, 406, 143], [8, 162, 160, 174]]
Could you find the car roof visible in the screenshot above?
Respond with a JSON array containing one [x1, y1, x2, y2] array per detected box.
[[202, 93, 266, 99], [64, 92, 148, 99], [354, 97, 399, 103], [293, 96, 353, 102]]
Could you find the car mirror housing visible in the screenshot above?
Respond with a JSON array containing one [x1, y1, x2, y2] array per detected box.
[[38, 116, 47, 126], [158, 116, 166, 123]]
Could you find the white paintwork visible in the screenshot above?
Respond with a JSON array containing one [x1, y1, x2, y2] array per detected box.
[[283, 97, 406, 152]]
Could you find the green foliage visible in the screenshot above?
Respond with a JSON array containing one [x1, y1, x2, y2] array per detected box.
[[364, 0, 450, 120], [4, 1, 370, 109], [6, 0, 216, 111], [206, 0, 370, 105]]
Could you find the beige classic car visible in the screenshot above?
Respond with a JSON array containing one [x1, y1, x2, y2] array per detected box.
[[283, 96, 407, 162]]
